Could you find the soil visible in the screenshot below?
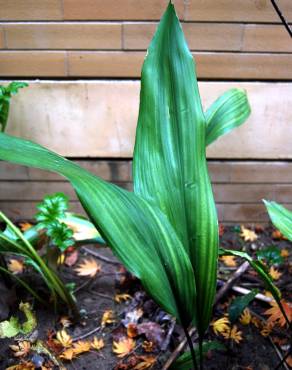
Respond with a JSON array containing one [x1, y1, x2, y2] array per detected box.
[[0, 225, 291, 370]]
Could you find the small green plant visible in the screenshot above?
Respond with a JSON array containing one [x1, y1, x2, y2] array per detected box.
[[0, 4, 253, 369], [0, 82, 28, 132]]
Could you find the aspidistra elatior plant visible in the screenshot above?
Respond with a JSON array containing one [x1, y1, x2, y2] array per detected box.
[[0, 3, 251, 369]]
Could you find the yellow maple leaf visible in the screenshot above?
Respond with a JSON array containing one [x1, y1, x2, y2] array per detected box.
[[60, 348, 75, 361], [211, 317, 230, 335], [269, 266, 282, 280], [239, 308, 251, 325], [6, 361, 35, 370], [142, 341, 155, 353], [280, 248, 289, 258], [115, 293, 132, 303], [56, 329, 73, 348], [264, 299, 292, 327], [91, 337, 104, 350], [72, 340, 91, 355], [240, 226, 258, 242], [222, 325, 243, 343], [101, 309, 116, 327], [19, 222, 32, 232], [133, 355, 156, 369], [220, 255, 237, 267], [59, 316, 72, 328], [113, 338, 136, 358], [7, 259, 24, 274], [9, 341, 31, 357], [74, 258, 101, 278]]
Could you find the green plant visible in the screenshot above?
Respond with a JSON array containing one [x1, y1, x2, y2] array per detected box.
[[0, 211, 77, 315], [0, 4, 251, 369], [264, 200, 292, 240], [0, 82, 28, 132]]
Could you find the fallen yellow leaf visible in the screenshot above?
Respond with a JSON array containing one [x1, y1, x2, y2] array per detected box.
[[72, 340, 91, 355], [269, 266, 282, 280], [220, 255, 237, 267], [91, 337, 104, 350], [222, 325, 243, 343], [56, 329, 73, 348], [9, 341, 31, 357], [239, 308, 251, 325], [133, 355, 156, 369], [211, 317, 230, 336], [74, 258, 101, 278], [19, 222, 32, 232], [240, 226, 258, 242], [101, 309, 116, 327], [280, 248, 289, 258], [7, 259, 24, 274], [115, 293, 132, 303], [113, 337, 135, 358]]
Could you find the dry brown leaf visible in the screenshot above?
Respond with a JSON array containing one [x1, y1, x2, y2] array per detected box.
[[211, 317, 230, 336], [74, 258, 101, 277], [56, 329, 73, 348], [269, 266, 282, 280], [271, 230, 285, 240], [115, 293, 132, 304], [240, 226, 258, 242], [220, 255, 237, 267], [264, 299, 292, 327], [91, 337, 104, 351], [127, 323, 138, 338], [239, 308, 251, 326], [7, 259, 24, 274], [222, 325, 243, 343], [64, 250, 79, 267], [113, 338, 136, 358], [9, 341, 31, 358], [101, 309, 116, 327], [286, 356, 292, 367], [133, 355, 156, 369]]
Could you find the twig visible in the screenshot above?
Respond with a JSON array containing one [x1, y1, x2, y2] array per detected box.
[[215, 261, 249, 303], [269, 337, 290, 370], [72, 326, 101, 342], [270, 0, 292, 38], [82, 247, 121, 266], [231, 285, 273, 303], [162, 261, 249, 370]]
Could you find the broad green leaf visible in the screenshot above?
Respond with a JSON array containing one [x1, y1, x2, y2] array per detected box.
[[133, 2, 218, 335], [0, 133, 196, 326], [0, 316, 20, 338], [205, 88, 251, 146], [264, 200, 292, 241], [228, 289, 258, 324], [170, 341, 226, 370]]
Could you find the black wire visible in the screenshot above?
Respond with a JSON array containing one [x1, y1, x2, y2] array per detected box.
[[270, 0, 292, 38]]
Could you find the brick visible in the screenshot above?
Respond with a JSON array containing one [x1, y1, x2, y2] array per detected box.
[[63, 0, 184, 20], [0, 51, 66, 76], [0, 0, 62, 20], [5, 23, 122, 50]]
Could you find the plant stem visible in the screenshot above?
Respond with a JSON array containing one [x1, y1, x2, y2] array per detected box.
[[183, 326, 199, 370]]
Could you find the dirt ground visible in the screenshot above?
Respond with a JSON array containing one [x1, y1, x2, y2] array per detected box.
[[0, 225, 291, 370]]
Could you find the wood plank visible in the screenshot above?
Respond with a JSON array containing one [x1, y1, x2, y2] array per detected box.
[[3, 81, 292, 159], [1, 51, 292, 78], [123, 23, 244, 51], [185, 0, 292, 22], [5, 23, 122, 50], [63, 0, 184, 20], [1, 181, 289, 203], [0, 51, 66, 76], [0, 0, 63, 21], [124, 23, 292, 53], [0, 161, 132, 182], [2, 161, 292, 183], [0, 26, 4, 49], [67, 51, 292, 79]]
